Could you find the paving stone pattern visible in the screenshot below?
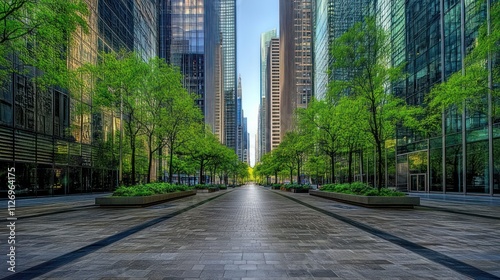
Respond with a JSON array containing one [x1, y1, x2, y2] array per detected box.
[[1, 185, 499, 279]]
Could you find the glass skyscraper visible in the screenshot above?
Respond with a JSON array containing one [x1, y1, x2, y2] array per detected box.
[[0, 0, 158, 196], [220, 0, 237, 151], [313, 0, 370, 99], [387, 0, 500, 195]]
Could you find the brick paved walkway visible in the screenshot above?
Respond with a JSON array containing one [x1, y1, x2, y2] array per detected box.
[[1, 184, 499, 279]]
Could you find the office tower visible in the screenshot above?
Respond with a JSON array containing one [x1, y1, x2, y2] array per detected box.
[[371, 0, 499, 196], [0, 0, 158, 195], [237, 75, 243, 161], [279, 0, 313, 138], [266, 38, 281, 151], [220, 0, 237, 151], [259, 30, 277, 159], [213, 35, 225, 143], [243, 117, 249, 165], [313, 0, 370, 99], [256, 104, 262, 163], [160, 0, 221, 121]]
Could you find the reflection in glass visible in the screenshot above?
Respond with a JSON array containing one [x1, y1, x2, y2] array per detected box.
[[494, 137, 500, 194], [445, 143, 463, 192], [466, 140, 489, 193], [429, 144, 443, 192]]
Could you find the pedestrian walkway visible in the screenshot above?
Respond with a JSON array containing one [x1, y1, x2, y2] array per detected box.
[[1, 185, 499, 279]]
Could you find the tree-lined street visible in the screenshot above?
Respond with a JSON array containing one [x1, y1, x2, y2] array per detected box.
[[2, 185, 500, 279]]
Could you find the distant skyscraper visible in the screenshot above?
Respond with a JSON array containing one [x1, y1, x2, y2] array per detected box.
[[237, 75, 243, 161], [159, 0, 221, 123], [258, 29, 277, 161], [266, 38, 281, 151], [279, 0, 313, 137], [220, 0, 237, 151]]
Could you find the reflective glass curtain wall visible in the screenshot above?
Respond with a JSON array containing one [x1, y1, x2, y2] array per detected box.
[[0, 0, 158, 196], [220, 0, 237, 151], [394, 0, 499, 195]]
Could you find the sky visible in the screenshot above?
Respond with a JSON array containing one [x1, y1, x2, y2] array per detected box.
[[236, 0, 279, 167]]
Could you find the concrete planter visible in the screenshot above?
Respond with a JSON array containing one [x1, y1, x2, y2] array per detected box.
[[95, 190, 196, 207], [309, 190, 419, 208], [196, 188, 219, 193], [291, 188, 309, 193]]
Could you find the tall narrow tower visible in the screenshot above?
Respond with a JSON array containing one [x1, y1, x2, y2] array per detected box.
[[279, 0, 313, 137], [220, 0, 237, 151]]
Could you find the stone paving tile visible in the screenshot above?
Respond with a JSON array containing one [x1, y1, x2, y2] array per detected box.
[[3, 185, 499, 279]]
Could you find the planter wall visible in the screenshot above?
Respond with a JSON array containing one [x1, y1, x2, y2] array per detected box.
[[95, 190, 196, 207], [309, 190, 419, 208], [291, 188, 309, 193], [196, 188, 219, 193]]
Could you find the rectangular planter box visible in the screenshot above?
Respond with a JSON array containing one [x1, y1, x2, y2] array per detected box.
[[309, 190, 419, 208], [271, 186, 281, 190], [196, 188, 219, 193], [291, 188, 309, 193], [95, 190, 196, 207]]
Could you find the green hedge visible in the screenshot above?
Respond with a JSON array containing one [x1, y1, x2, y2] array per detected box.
[[113, 183, 193, 197], [320, 182, 405, 197]]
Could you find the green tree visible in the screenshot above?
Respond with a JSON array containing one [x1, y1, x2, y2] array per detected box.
[[330, 16, 420, 189], [88, 51, 148, 185], [276, 131, 310, 184], [0, 0, 88, 87], [297, 100, 340, 183], [136, 57, 202, 183]]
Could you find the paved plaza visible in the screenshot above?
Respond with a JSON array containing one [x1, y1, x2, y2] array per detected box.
[[1, 184, 500, 279]]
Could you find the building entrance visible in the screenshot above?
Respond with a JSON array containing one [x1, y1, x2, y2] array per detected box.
[[410, 174, 426, 192]]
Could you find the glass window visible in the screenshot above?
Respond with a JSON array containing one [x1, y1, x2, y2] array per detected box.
[[466, 140, 489, 193], [445, 142, 463, 192]]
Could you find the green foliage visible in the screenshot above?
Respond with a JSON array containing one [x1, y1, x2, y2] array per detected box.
[[112, 183, 193, 197], [329, 16, 422, 189], [0, 0, 89, 87], [320, 182, 404, 197], [425, 2, 500, 125]]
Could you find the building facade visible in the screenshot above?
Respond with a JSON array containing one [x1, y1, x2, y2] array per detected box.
[[266, 38, 281, 151], [220, 0, 237, 151], [394, 0, 500, 196], [279, 0, 313, 138], [313, 0, 371, 99], [258, 30, 277, 160], [0, 0, 158, 196]]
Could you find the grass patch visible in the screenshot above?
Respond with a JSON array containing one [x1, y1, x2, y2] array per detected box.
[[113, 183, 193, 197], [320, 182, 405, 197]]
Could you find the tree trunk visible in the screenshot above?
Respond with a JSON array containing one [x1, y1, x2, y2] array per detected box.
[[348, 149, 353, 184], [178, 169, 181, 184], [290, 168, 293, 184], [130, 136, 136, 185], [297, 158, 301, 185], [376, 139, 383, 190], [147, 148, 153, 183], [168, 147, 174, 184], [199, 160, 204, 185], [274, 171, 278, 184], [330, 153, 335, 184]]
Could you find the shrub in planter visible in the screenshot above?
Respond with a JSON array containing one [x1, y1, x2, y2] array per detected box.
[[320, 182, 405, 197], [112, 183, 193, 197]]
